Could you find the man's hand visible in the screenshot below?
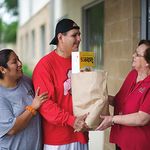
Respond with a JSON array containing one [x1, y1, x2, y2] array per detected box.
[[73, 114, 90, 132]]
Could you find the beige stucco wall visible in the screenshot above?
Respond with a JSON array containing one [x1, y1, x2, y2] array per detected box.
[[17, 3, 51, 70], [103, 0, 140, 150], [104, 0, 140, 94]]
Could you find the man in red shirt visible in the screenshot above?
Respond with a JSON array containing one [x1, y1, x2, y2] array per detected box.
[[32, 19, 89, 150]]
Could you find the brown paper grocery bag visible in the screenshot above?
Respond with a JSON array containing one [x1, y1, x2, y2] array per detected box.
[[71, 70, 109, 130]]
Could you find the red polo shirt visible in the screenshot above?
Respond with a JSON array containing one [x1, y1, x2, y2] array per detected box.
[[110, 69, 150, 150]]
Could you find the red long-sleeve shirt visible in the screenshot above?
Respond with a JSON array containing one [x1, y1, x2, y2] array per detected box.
[[32, 50, 88, 145]]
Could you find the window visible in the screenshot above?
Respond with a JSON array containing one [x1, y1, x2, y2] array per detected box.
[[40, 25, 46, 56], [141, 0, 150, 39], [25, 33, 29, 61], [19, 36, 24, 60], [82, 0, 104, 69], [31, 30, 35, 56]]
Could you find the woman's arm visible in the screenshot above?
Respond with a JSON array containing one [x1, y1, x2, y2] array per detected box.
[[112, 111, 150, 126], [7, 88, 48, 135], [96, 111, 150, 130], [7, 110, 35, 135]]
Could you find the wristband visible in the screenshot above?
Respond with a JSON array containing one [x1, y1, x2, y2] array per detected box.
[[25, 105, 37, 116], [111, 116, 115, 126]]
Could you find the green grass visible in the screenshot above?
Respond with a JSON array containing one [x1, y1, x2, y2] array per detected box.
[[22, 65, 32, 77]]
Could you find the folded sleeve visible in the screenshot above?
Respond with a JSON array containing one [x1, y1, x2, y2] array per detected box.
[[0, 97, 16, 138], [140, 89, 150, 114]]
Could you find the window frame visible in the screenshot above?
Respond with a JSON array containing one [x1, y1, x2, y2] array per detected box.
[[82, 0, 104, 69]]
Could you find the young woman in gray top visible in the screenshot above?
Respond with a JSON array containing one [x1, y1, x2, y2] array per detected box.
[[0, 49, 48, 150]]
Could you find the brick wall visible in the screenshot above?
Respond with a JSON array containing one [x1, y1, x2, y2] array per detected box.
[[103, 0, 140, 150]]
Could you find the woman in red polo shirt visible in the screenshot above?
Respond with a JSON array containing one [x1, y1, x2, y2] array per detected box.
[[97, 40, 150, 150]]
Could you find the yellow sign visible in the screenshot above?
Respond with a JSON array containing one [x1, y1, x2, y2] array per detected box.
[[80, 52, 94, 68], [72, 51, 95, 73]]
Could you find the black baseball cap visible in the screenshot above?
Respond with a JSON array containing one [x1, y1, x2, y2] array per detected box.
[[49, 18, 80, 45]]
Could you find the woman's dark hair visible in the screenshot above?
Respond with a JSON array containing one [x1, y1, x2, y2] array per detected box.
[[0, 49, 14, 79], [138, 39, 150, 47], [138, 40, 150, 65], [144, 48, 150, 65]]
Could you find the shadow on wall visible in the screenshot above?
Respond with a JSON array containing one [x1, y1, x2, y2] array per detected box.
[[23, 64, 32, 77]]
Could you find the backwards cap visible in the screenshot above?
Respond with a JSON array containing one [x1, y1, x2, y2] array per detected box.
[[50, 18, 80, 45]]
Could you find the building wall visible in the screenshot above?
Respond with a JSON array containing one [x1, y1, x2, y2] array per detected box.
[[104, 0, 140, 150], [104, 0, 140, 94], [17, 3, 51, 70], [17, 0, 140, 149], [18, 0, 49, 26]]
